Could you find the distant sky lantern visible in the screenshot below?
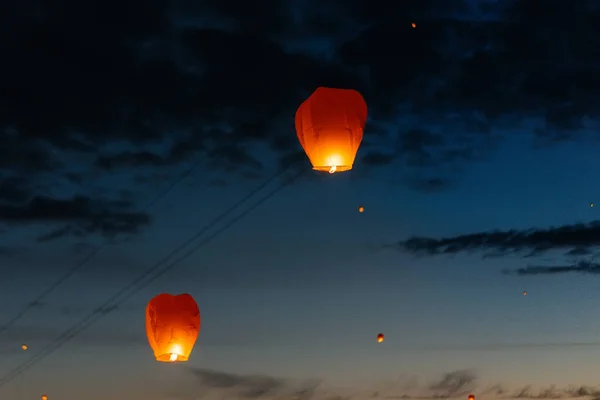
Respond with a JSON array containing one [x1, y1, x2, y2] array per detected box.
[[523, 291, 527, 296], [41, 395, 48, 400], [377, 333, 384, 343], [591, 203, 595, 207], [146, 293, 200, 363], [358, 206, 364, 213], [21, 344, 27, 351], [411, 23, 416, 28], [295, 87, 367, 174], [468, 395, 475, 400]]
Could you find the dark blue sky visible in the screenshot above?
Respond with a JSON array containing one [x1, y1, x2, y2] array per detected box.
[[2, 0, 600, 399]]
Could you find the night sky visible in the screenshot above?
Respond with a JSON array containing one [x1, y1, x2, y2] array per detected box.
[[1, 0, 600, 399]]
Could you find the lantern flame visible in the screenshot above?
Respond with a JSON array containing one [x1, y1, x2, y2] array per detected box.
[[168, 343, 183, 362], [325, 154, 343, 174]]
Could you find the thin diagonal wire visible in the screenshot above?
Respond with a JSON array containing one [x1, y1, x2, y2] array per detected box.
[[0, 153, 209, 337]]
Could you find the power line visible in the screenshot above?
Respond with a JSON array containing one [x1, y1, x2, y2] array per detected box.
[[0, 166, 305, 389], [0, 153, 209, 337]]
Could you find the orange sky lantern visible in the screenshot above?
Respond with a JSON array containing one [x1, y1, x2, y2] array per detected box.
[[41, 395, 48, 400], [377, 333, 384, 343], [21, 344, 27, 350], [146, 293, 200, 363], [295, 87, 367, 174], [468, 394, 475, 400], [358, 206, 365, 213]]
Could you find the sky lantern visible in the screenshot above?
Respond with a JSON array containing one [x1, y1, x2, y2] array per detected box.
[[523, 291, 527, 296], [468, 395, 475, 400], [41, 395, 48, 400], [146, 293, 200, 363], [21, 344, 27, 351], [411, 23, 416, 28], [358, 206, 364, 213], [377, 333, 384, 343], [591, 203, 595, 207], [295, 87, 367, 174]]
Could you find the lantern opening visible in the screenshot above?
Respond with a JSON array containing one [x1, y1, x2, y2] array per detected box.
[[313, 153, 352, 173], [156, 343, 188, 363], [155, 352, 189, 362]]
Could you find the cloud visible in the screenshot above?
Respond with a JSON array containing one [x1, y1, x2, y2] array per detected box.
[[509, 385, 600, 399], [171, 368, 600, 400], [1, 0, 599, 242], [0, 246, 24, 257], [428, 370, 476, 398], [1, 196, 151, 241], [504, 261, 600, 276], [0, 177, 31, 203], [397, 221, 600, 258], [190, 368, 288, 398]]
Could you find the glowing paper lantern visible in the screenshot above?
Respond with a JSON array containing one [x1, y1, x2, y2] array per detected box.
[[21, 344, 27, 350], [41, 395, 48, 400], [377, 333, 384, 343], [295, 87, 367, 174], [358, 206, 364, 213], [468, 394, 475, 400], [146, 293, 200, 362]]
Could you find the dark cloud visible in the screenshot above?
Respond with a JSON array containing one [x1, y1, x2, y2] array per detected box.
[[0, 0, 598, 241], [0, 246, 21, 257], [95, 151, 171, 170], [404, 177, 454, 194], [191, 368, 287, 398], [510, 385, 600, 399], [0, 196, 150, 241], [174, 368, 600, 400], [504, 261, 600, 276], [184, 368, 323, 400], [397, 221, 600, 257], [428, 370, 476, 398], [361, 151, 396, 167]]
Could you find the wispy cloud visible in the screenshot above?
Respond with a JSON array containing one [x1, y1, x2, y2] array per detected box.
[[162, 368, 600, 400], [504, 261, 600, 276], [396, 222, 600, 258]]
